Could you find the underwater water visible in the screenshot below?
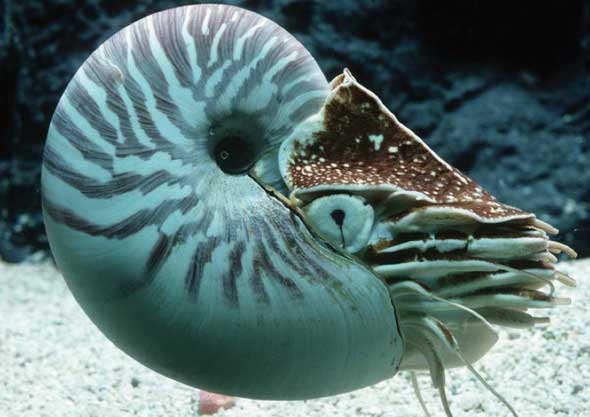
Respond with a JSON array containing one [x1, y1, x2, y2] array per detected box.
[[0, 0, 589, 261], [0, 0, 590, 417]]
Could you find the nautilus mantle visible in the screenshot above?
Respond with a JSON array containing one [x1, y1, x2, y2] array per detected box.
[[42, 3, 576, 412]]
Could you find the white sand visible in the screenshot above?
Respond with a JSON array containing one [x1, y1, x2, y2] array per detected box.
[[1, 259, 588, 417]]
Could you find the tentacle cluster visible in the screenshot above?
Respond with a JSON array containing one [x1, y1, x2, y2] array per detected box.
[[280, 70, 577, 415]]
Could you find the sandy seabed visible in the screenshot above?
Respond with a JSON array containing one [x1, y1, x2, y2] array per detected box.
[[1, 259, 589, 417]]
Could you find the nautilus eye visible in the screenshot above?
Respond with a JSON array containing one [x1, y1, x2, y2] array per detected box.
[[42, 4, 577, 416], [302, 194, 375, 253]]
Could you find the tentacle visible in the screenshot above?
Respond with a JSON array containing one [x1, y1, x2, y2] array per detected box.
[[405, 316, 520, 417], [410, 372, 433, 417], [404, 325, 454, 417], [389, 280, 496, 334]]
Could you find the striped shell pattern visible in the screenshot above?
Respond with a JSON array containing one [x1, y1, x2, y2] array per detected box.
[[42, 4, 576, 415]]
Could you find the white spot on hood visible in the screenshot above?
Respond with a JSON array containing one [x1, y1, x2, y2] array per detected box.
[[368, 134, 384, 151]]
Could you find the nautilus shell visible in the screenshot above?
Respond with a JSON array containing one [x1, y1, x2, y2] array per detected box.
[[42, 4, 576, 414]]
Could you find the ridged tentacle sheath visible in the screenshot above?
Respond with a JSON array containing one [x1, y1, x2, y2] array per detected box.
[[41, 5, 403, 399], [279, 70, 576, 411]]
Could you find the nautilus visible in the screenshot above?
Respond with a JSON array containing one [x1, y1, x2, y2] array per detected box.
[[42, 4, 577, 416]]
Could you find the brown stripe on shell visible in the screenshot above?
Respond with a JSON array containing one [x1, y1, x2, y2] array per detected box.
[[152, 6, 193, 89], [185, 235, 221, 297], [67, 78, 120, 148], [181, 5, 260, 114], [43, 193, 199, 240], [251, 233, 303, 303], [83, 56, 160, 160], [257, 214, 321, 280], [43, 146, 183, 198], [87, 36, 186, 158], [223, 240, 246, 306], [51, 108, 115, 172], [257, 190, 350, 287], [130, 18, 198, 139]]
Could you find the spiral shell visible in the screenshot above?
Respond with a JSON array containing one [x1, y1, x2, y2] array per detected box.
[[43, 3, 576, 412], [41, 4, 403, 400]]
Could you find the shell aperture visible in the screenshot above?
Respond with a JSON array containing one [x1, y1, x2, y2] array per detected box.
[[41, 4, 402, 400]]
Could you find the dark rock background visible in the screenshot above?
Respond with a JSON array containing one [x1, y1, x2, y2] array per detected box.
[[0, 0, 589, 262]]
